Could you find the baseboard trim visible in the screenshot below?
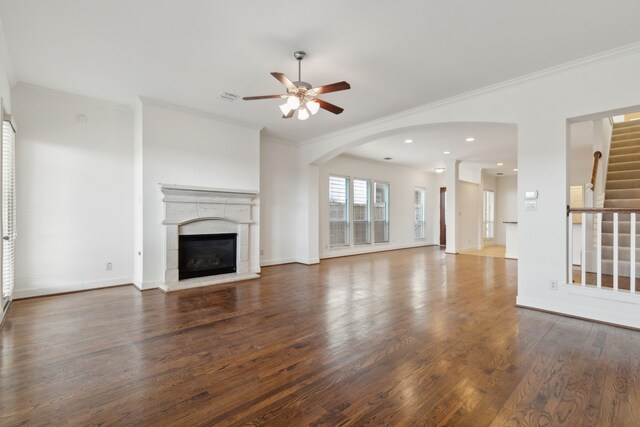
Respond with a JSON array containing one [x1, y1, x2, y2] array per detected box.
[[260, 257, 297, 267], [134, 280, 160, 291], [516, 302, 640, 332], [320, 242, 436, 260], [516, 293, 640, 330], [13, 278, 134, 299]]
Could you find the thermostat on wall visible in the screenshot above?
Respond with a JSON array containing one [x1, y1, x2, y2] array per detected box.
[[525, 190, 538, 200]]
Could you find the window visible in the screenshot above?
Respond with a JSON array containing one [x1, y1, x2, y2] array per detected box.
[[374, 181, 390, 243], [414, 188, 425, 240], [483, 190, 495, 240], [329, 175, 350, 247], [353, 179, 371, 245], [2, 117, 15, 308]]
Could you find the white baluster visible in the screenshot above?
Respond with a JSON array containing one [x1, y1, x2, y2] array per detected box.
[[631, 212, 636, 294], [581, 213, 586, 287], [568, 213, 573, 285], [597, 212, 602, 289], [613, 212, 619, 292]]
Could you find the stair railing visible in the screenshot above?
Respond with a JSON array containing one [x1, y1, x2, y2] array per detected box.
[[589, 151, 602, 191], [568, 207, 639, 293]]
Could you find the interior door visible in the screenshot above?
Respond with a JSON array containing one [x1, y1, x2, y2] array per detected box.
[[440, 187, 446, 246]]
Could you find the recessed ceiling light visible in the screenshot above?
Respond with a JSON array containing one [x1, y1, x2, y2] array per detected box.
[[434, 168, 445, 174], [497, 162, 504, 166], [404, 139, 413, 143], [383, 157, 392, 160], [513, 168, 518, 172], [443, 151, 451, 154], [466, 137, 475, 142]]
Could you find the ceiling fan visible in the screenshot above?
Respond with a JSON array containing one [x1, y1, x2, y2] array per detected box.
[[243, 51, 351, 120]]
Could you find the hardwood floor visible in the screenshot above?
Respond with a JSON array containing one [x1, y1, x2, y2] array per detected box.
[[2, 247, 640, 426]]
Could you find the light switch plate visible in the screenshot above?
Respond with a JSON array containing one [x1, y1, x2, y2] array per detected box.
[[525, 200, 537, 211], [525, 190, 538, 200]]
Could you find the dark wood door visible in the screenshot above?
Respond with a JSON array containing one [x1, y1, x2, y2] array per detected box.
[[440, 187, 446, 246]]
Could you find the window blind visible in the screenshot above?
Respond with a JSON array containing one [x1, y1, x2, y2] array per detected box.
[[329, 176, 350, 247], [2, 119, 16, 302]]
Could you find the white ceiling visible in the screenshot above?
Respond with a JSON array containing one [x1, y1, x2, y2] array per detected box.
[[1, 1, 640, 143], [344, 122, 517, 176]]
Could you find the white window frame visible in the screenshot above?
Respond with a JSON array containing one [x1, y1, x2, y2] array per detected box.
[[483, 189, 495, 241], [1, 109, 16, 319], [352, 178, 372, 245], [414, 187, 426, 240], [329, 175, 350, 247], [373, 181, 390, 243]]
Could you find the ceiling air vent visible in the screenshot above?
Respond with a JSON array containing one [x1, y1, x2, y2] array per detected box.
[[218, 92, 239, 102]]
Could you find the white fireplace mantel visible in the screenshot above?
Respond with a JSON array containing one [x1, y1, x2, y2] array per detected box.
[[160, 184, 259, 292]]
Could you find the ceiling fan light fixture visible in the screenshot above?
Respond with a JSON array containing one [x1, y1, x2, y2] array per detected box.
[[297, 107, 310, 121], [279, 103, 292, 115], [287, 96, 300, 109], [307, 100, 320, 115], [243, 51, 351, 120]]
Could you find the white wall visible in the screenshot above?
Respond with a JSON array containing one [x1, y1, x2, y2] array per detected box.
[[138, 100, 261, 288], [13, 84, 134, 297], [495, 175, 517, 245], [0, 17, 12, 114], [260, 137, 298, 266], [457, 181, 480, 251], [318, 155, 437, 258], [292, 46, 640, 329]]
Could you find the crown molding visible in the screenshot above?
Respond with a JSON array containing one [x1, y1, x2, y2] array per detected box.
[[301, 41, 640, 147], [139, 96, 264, 131], [14, 82, 132, 111]]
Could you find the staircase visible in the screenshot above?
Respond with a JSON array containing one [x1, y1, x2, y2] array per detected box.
[[602, 120, 640, 277]]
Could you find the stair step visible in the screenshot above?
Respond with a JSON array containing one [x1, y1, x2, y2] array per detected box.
[[606, 178, 640, 190], [604, 199, 640, 209], [610, 145, 640, 156], [611, 130, 640, 141], [605, 188, 640, 199], [610, 137, 640, 148], [602, 219, 640, 232], [613, 124, 640, 135], [602, 246, 640, 262], [601, 259, 640, 277], [613, 121, 640, 130], [601, 232, 639, 246], [607, 169, 640, 180], [607, 160, 640, 172], [609, 152, 640, 164]]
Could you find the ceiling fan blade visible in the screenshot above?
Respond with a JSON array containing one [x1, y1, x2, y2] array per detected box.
[[317, 99, 344, 115], [242, 94, 288, 101], [282, 109, 295, 119], [312, 81, 351, 95], [271, 72, 297, 91]]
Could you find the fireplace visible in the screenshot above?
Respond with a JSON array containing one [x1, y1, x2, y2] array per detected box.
[[179, 233, 237, 280], [161, 184, 259, 292]]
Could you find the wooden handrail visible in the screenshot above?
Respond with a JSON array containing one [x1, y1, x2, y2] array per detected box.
[[590, 151, 602, 190]]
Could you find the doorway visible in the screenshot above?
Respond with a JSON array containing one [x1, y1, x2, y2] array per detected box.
[[439, 187, 446, 246]]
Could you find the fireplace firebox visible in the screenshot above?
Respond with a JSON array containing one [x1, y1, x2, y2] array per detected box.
[[178, 233, 237, 280]]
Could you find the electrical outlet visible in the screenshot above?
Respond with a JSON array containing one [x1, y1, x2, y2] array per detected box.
[[106, 262, 113, 271], [549, 279, 558, 290]]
